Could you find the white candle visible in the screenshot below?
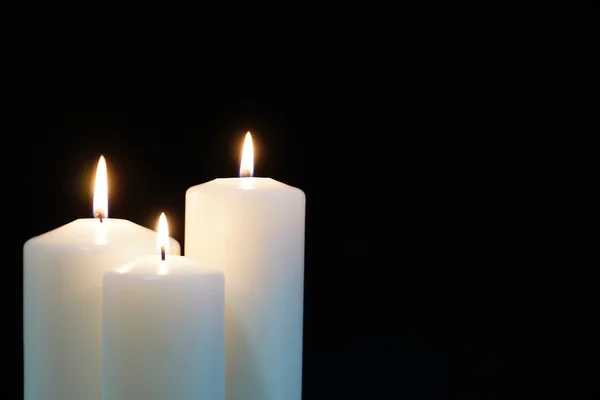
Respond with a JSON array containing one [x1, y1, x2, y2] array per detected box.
[[23, 156, 180, 400], [185, 132, 306, 400], [102, 213, 225, 400]]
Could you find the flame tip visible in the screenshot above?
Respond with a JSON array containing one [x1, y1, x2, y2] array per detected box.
[[239, 131, 254, 177], [156, 212, 170, 255], [93, 155, 109, 218]]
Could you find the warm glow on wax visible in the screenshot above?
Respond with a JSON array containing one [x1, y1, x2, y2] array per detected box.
[[157, 212, 170, 259], [239, 131, 254, 178], [93, 155, 108, 219]]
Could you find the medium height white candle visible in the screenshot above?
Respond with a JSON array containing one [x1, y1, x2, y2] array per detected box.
[[185, 132, 306, 400], [103, 213, 225, 400], [23, 156, 180, 400]]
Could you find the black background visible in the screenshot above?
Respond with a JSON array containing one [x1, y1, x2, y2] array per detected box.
[[3, 5, 565, 399]]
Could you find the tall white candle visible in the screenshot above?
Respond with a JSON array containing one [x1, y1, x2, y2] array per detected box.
[[185, 132, 306, 400], [23, 156, 180, 400], [103, 213, 225, 400]]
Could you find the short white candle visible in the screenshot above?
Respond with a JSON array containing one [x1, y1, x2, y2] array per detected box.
[[23, 156, 180, 400], [185, 132, 306, 400], [103, 212, 225, 400]]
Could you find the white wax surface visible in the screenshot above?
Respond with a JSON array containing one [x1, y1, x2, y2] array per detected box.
[[185, 177, 305, 400], [23, 218, 180, 400], [102, 255, 225, 400]]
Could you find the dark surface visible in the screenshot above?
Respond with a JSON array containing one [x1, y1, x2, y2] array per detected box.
[[3, 6, 563, 399]]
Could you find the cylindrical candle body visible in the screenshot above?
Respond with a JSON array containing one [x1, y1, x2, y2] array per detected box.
[[102, 255, 225, 400], [185, 177, 305, 400], [23, 218, 180, 400]]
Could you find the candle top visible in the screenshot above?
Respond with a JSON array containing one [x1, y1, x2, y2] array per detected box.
[[25, 218, 181, 254], [186, 131, 303, 195], [107, 254, 222, 280], [188, 177, 303, 194]]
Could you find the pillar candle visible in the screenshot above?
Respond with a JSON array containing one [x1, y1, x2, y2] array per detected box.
[[102, 213, 225, 400], [185, 132, 306, 400], [23, 156, 180, 400]]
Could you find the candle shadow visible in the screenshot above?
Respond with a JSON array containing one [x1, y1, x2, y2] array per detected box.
[[225, 305, 267, 399]]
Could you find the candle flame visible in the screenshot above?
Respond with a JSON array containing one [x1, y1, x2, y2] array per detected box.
[[93, 155, 108, 219], [239, 131, 254, 178], [157, 212, 170, 257]]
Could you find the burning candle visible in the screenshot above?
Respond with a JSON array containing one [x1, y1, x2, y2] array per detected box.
[[185, 132, 306, 400], [102, 213, 225, 400], [23, 156, 180, 400]]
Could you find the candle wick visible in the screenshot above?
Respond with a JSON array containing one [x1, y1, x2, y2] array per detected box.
[[96, 213, 104, 223], [160, 246, 166, 261], [240, 169, 252, 178]]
